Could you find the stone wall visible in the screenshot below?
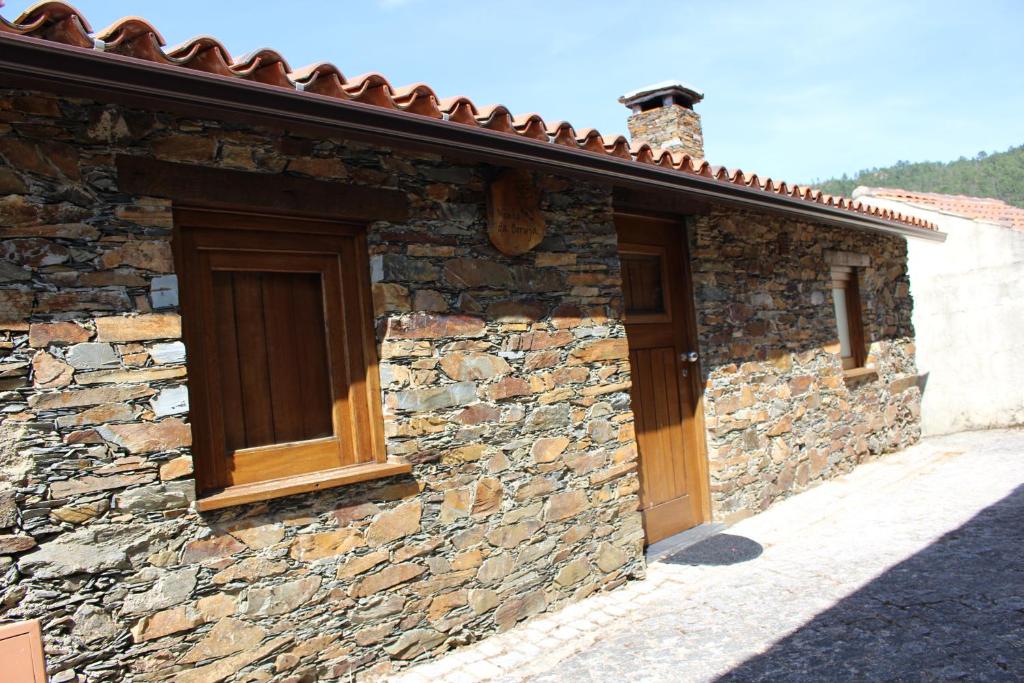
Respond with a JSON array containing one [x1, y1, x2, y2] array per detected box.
[[626, 106, 705, 158], [691, 208, 923, 521], [0, 90, 644, 682]]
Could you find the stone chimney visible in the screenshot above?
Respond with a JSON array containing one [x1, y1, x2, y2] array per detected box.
[[619, 80, 705, 159]]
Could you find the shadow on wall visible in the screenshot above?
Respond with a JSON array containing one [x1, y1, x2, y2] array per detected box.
[[716, 484, 1024, 682]]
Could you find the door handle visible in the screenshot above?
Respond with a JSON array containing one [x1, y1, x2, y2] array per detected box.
[[681, 351, 699, 363]]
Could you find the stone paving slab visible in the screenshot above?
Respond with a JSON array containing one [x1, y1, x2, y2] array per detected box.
[[389, 428, 1024, 682]]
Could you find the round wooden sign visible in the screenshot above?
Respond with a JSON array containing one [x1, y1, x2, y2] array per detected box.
[[487, 169, 546, 256]]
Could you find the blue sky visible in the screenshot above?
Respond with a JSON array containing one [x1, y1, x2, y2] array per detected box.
[[29, 0, 1024, 183]]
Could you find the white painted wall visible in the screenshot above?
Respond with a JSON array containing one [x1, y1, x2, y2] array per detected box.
[[862, 196, 1024, 435]]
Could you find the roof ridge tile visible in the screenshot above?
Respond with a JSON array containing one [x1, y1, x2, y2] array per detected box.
[[93, 16, 165, 47]]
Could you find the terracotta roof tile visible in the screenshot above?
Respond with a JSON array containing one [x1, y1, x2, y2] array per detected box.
[[855, 188, 1024, 232], [0, 2, 938, 232]]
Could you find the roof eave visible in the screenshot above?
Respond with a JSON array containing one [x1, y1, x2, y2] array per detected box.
[[0, 33, 945, 243]]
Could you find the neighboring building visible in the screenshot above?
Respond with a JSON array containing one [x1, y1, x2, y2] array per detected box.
[[0, 4, 941, 681], [854, 187, 1024, 435]]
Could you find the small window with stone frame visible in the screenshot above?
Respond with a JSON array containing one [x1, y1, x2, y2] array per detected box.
[[830, 265, 867, 370]]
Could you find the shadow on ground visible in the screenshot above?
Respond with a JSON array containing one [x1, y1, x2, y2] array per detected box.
[[662, 534, 764, 566], [718, 484, 1024, 682]]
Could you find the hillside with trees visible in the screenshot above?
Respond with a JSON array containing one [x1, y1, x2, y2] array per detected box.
[[813, 145, 1024, 208]]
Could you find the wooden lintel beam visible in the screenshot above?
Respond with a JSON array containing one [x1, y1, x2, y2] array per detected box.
[[116, 156, 410, 223]]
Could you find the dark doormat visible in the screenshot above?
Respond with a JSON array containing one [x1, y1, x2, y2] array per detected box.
[[662, 533, 763, 566]]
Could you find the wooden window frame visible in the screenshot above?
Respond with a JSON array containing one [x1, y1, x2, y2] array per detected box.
[[174, 207, 409, 511], [831, 265, 868, 371], [620, 243, 673, 324]]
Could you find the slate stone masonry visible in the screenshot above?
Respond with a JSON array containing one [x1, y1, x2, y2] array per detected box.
[[0, 90, 643, 681], [626, 105, 705, 158], [692, 208, 922, 520], [0, 88, 921, 681]]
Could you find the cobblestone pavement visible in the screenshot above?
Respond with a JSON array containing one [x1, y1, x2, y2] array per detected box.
[[391, 429, 1024, 682]]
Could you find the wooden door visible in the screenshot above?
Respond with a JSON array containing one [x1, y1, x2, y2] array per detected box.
[[616, 214, 709, 544]]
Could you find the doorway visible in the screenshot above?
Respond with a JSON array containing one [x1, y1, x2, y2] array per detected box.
[[616, 214, 710, 544]]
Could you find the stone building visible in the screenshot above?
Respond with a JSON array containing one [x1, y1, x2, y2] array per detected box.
[[854, 187, 1024, 435], [0, 4, 942, 681]]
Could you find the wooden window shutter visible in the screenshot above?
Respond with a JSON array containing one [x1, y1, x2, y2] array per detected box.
[[175, 209, 401, 508]]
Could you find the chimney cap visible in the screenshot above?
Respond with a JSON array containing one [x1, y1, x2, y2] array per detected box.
[[619, 80, 704, 110]]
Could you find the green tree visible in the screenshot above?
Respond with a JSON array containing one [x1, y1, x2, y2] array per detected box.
[[813, 144, 1024, 208]]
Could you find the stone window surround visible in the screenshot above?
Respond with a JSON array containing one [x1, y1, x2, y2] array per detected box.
[[825, 250, 877, 381], [824, 249, 871, 269]]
